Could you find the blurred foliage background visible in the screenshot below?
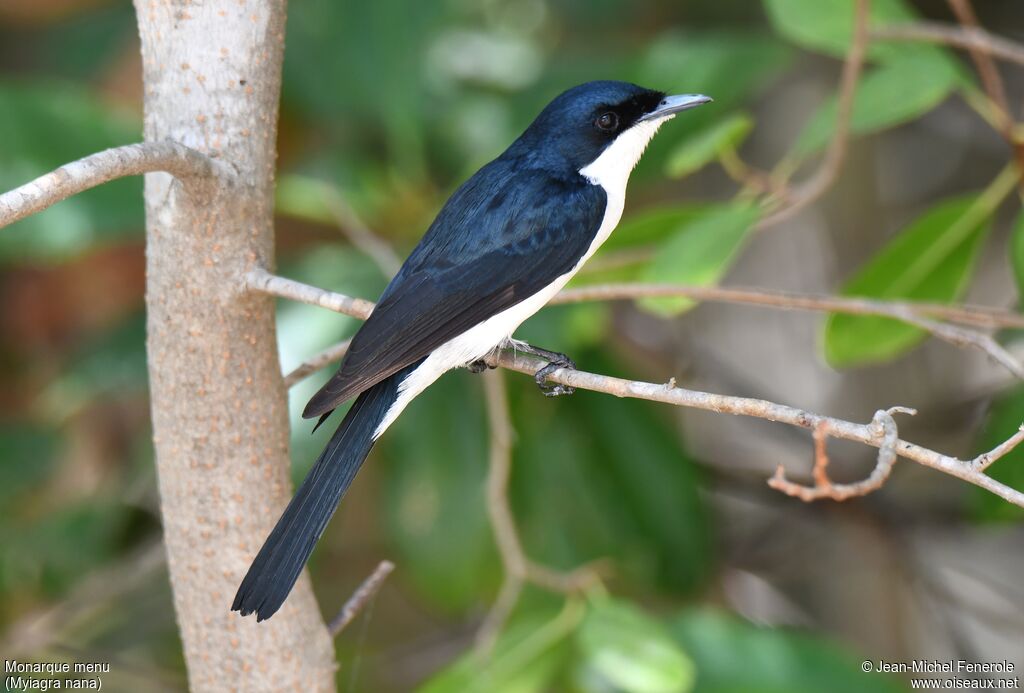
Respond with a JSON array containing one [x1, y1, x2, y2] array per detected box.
[[2, 0, 1024, 691]]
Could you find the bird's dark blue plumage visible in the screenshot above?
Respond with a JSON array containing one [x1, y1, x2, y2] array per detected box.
[[234, 80, 712, 621], [303, 164, 606, 417]]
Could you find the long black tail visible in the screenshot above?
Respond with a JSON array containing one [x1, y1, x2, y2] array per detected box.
[[232, 366, 410, 621]]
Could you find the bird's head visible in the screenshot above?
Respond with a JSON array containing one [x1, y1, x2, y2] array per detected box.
[[512, 80, 711, 185]]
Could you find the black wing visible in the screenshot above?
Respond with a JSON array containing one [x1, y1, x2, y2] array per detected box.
[[303, 163, 606, 419]]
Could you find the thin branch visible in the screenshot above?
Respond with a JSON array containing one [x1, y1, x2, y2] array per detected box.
[[476, 369, 601, 654], [320, 187, 402, 277], [284, 339, 351, 387], [250, 271, 1024, 507], [871, 22, 1024, 68], [0, 141, 233, 229], [475, 576, 523, 656], [946, 0, 1013, 135], [477, 369, 526, 653], [327, 560, 395, 638], [759, 0, 870, 229], [944, 0, 1024, 185], [719, 146, 790, 199], [552, 283, 1024, 330], [898, 312, 1024, 380]]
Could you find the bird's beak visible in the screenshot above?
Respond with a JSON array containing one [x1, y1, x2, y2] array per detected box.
[[637, 93, 713, 122]]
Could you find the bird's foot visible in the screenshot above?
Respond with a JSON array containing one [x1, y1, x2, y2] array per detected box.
[[535, 361, 575, 397], [510, 341, 576, 397]]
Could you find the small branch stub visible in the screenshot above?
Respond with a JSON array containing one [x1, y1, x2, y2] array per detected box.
[[328, 560, 395, 638], [245, 268, 375, 319], [972, 425, 1024, 473]]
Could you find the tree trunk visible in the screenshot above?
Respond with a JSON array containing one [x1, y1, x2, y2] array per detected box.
[[133, 1, 336, 690]]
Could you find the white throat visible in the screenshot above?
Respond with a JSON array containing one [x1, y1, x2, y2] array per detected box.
[[578, 116, 670, 195], [573, 115, 670, 269]]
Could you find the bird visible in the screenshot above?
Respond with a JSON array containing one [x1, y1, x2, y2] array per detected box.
[[232, 80, 711, 621]]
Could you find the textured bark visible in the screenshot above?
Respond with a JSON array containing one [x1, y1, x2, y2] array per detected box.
[[133, 1, 335, 690]]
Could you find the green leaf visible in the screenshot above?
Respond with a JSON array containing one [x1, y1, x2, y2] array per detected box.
[[571, 386, 710, 592], [972, 387, 1024, 522], [0, 82, 142, 263], [503, 349, 711, 593], [419, 605, 581, 693], [794, 51, 959, 156], [1011, 209, 1024, 298], [665, 113, 754, 179], [577, 600, 695, 693], [639, 203, 761, 316], [671, 608, 906, 693], [763, 0, 918, 61], [824, 194, 995, 367]]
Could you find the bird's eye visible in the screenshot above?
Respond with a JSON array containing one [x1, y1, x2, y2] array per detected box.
[[595, 112, 619, 132]]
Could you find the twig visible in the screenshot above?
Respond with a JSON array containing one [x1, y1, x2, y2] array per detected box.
[[770, 408, 904, 501], [477, 369, 526, 653], [0, 141, 234, 229], [945, 0, 1024, 184], [552, 283, 1024, 330], [946, 0, 1012, 134], [476, 370, 601, 654], [871, 22, 1024, 68], [327, 560, 395, 637], [759, 0, 871, 229], [284, 339, 351, 387], [812, 422, 832, 487], [972, 425, 1024, 473], [718, 147, 789, 199], [898, 312, 1024, 380], [320, 187, 402, 277], [247, 270, 1024, 508]]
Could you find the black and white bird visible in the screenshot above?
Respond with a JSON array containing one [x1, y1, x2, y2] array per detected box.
[[233, 80, 711, 621]]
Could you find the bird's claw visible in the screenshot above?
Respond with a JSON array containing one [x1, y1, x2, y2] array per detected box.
[[534, 355, 576, 397]]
